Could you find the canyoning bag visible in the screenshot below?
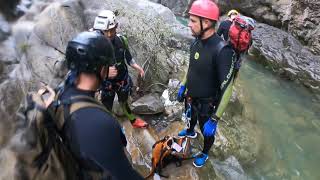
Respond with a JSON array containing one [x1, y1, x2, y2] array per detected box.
[[14, 85, 112, 180], [229, 15, 255, 53], [145, 136, 191, 179]]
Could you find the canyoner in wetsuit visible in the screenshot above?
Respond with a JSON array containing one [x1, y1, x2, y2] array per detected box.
[[217, 9, 239, 41], [92, 10, 148, 128], [217, 9, 255, 79], [62, 31, 143, 180], [176, 0, 236, 168]]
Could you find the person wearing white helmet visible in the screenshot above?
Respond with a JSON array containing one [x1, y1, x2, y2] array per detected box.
[[92, 10, 148, 129]]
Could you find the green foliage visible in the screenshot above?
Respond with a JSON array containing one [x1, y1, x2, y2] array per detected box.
[[19, 43, 31, 54]]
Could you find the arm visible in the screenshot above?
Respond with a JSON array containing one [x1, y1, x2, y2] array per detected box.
[[217, 21, 224, 37], [130, 63, 145, 78], [120, 35, 145, 78], [214, 47, 236, 118]]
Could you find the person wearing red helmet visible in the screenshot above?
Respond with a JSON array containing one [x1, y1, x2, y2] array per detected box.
[[176, 0, 236, 167]]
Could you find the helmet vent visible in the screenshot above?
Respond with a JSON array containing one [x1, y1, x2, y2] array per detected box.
[[77, 47, 86, 55]]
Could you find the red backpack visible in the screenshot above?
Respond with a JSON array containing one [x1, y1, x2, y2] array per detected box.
[[229, 15, 255, 53]]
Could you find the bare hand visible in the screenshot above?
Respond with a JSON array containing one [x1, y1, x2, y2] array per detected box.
[[139, 69, 145, 78], [108, 66, 118, 79]]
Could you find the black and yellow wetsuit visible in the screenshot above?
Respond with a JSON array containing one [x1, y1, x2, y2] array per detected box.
[[101, 34, 136, 121], [185, 33, 235, 154]]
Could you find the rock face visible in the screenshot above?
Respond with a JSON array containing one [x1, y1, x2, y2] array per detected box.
[[288, 0, 320, 55], [148, 0, 190, 16], [251, 23, 320, 92]]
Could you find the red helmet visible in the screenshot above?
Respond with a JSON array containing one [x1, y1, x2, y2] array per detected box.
[[189, 0, 219, 21]]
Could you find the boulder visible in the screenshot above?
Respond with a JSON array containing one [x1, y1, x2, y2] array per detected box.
[[131, 94, 165, 114], [33, 0, 86, 53], [251, 23, 320, 92]]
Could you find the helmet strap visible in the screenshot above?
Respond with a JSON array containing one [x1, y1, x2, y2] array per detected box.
[[197, 17, 211, 39]]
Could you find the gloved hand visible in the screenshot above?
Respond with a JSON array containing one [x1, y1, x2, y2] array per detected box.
[[176, 85, 186, 102], [203, 117, 218, 137]]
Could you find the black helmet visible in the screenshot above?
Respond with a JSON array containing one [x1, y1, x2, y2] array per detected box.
[[66, 31, 115, 74]]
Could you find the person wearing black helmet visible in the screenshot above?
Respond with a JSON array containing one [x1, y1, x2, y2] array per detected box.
[[60, 31, 143, 180]]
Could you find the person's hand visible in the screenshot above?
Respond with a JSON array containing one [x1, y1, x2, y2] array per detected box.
[[108, 66, 118, 79], [139, 69, 145, 78], [176, 85, 186, 102], [203, 117, 218, 137]]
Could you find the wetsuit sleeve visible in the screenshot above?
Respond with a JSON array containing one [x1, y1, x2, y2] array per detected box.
[[181, 72, 187, 85], [217, 22, 224, 37], [214, 47, 235, 118]]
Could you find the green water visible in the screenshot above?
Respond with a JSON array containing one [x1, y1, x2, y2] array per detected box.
[[239, 58, 320, 180]]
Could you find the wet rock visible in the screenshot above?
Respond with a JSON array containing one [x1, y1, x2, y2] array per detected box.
[[212, 156, 247, 180], [131, 94, 164, 114], [252, 23, 320, 92]]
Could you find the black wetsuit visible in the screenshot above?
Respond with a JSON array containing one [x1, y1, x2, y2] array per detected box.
[[217, 20, 232, 41], [186, 33, 235, 154], [101, 35, 134, 112], [61, 86, 143, 180]]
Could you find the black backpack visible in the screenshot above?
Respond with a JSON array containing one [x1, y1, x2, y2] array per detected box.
[[13, 84, 113, 180]]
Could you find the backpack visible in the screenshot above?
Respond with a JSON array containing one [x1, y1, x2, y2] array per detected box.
[[145, 136, 192, 179], [228, 15, 255, 53], [14, 84, 112, 180]]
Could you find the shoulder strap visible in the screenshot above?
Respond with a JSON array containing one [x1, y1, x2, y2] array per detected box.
[[54, 95, 113, 129], [117, 34, 129, 50], [68, 95, 111, 115], [215, 40, 228, 56]]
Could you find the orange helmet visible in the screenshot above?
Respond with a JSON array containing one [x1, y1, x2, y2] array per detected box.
[[189, 0, 219, 21]]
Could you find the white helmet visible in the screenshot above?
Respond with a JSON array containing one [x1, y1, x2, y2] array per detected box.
[[93, 10, 118, 31]]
